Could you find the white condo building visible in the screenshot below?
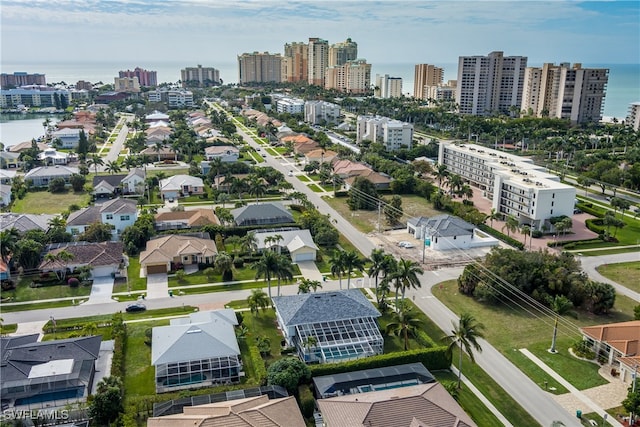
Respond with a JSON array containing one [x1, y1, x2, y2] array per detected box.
[[275, 96, 305, 114], [627, 102, 640, 131], [456, 51, 527, 116], [521, 63, 608, 124], [304, 100, 341, 125], [375, 74, 403, 98], [438, 142, 575, 230], [356, 116, 413, 151]]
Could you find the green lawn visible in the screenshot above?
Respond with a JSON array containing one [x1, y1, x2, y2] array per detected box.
[[1, 323, 18, 334], [243, 308, 285, 364], [124, 320, 168, 396], [432, 280, 631, 391], [11, 190, 91, 214], [579, 247, 640, 256], [1, 275, 92, 302], [0, 299, 79, 313], [297, 175, 311, 183], [573, 203, 640, 249], [597, 261, 640, 292], [308, 183, 324, 192], [113, 256, 146, 293]]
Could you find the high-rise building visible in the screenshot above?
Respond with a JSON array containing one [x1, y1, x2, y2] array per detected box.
[[114, 76, 140, 93], [119, 67, 158, 87], [521, 63, 608, 124], [1, 72, 46, 88], [75, 81, 93, 91], [238, 52, 282, 84], [307, 38, 329, 86], [328, 38, 358, 67], [374, 74, 403, 98], [627, 102, 640, 131], [305, 101, 341, 125], [325, 59, 371, 94], [283, 42, 308, 83], [456, 51, 527, 116], [413, 64, 443, 99], [424, 81, 457, 102], [356, 116, 413, 151], [181, 65, 221, 87]]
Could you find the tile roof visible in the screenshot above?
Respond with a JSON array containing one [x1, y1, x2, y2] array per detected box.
[[39, 241, 124, 269], [8, 141, 49, 153], [205, 145, 239, 155], [139, 234, 218, 265], [147, 395, 305, 427], [159, 175, 204, 191], [317, 383, 476, 427], [155, 209, 219, 227], [582, 321, 640, 356], [272, 289, 381, 327], [407, 215, 475, 237], [0, 213, 56, 232], [152, 310, 240, 365], [66, 197, 137, 226]]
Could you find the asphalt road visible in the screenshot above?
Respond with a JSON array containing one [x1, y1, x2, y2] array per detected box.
[[579, 252, 640, 302]]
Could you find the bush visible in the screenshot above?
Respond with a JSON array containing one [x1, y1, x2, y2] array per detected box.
[[572, 339, 595, 359], [267, 357, 311, 394], [67, 277, 80, 287], [477, 224, 524, 250], [248, 344, 267, 385], [309, 347, 450, 378], [298, 384, 315, 418], [531, 230, 543, 238]]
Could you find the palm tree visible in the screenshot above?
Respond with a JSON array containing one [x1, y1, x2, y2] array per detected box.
[[275, 254, 294, 297], [342, 250, 365, 290], [433, 163, 449, 188], [153, 141, 164, 163], [0, 229, 20, 262], [298, 278, 322, 294], [388, 258, 424, 310], [548, 295, 577, 353], [104, 160, 121, 175], [87, 154, 104, 175], [487, 208, 500, 228], [502, 215, 519, 237], [240, 232, 258, 256], [216, 192, 230, 207], [43, 250, 74, 281], [386, 307, 423, 351], [444, 313, 485, 389], [247, 289, 270, 315], [215, 251, 234, 281], [209, 157, 224, 186], [248, 175, 267, 202], [329, 250, 347, 290], [253, 250, 280, 300], [520, 224, 531, 248], [368, 249, 387, 304], [446, 174, 464, 197]]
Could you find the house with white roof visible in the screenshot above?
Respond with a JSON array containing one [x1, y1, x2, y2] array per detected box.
[[252, 228, 318, 263], [52, 128, 82, 149], [0, 169, 17, 184], [151, 309, 241, 393], [159, 175, 204, 200], [66, 197, 138, 239], [38, 148, 71, 166], [204, 145, 239, 162], [145, 111, 170, 122], [407, 214, 498, 251], [0, 184, 11, 207], [0, 213, 55, 233], [24, 165, 79, 187]]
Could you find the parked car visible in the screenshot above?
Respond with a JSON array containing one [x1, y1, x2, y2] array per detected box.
[[398, 241, 415, 248], [288, 170, 293, 176], [126, 302, 146, 313]]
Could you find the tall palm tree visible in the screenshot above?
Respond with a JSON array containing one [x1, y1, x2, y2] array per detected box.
[[275, 253, 294, 297], [329, 250, 347, 290], [433, 163, 449, 188], [388, 258, 424, 310], [153, 141, 164, 163], [253, 250, 280, 300], [87, 154, 104, 175], [247, 289, 270, 315], [240, 232, 258, 256], [215, 251, 234, 281], [520, 224, 531, 248], [446, 174, 464, 197], [248, 175, 267, 203], [43, 250, 74, 281], [104, 160, 121, 175], [386, 307, 423, 351], [502, 215, 519, 237], [548, 295, 577, 353], [368, 249, 387, 304], [444, 312, 486, 389], [342, 250, 365, 290], [0, 229, 20, 262], [487, 208, 500, 228], [209, 157, 224, 187]]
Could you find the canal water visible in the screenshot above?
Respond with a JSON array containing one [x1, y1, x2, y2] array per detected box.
[[0, 114, 61, 149]]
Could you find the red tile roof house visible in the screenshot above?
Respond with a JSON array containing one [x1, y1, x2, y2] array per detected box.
[[581, 320, 640, 383], [39, 241, 125, 279]]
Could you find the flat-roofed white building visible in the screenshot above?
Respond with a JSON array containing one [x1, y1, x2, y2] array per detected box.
[[374, 74, 403, 98], [627, 102, 640, 131], [356, 115, 413, 151], [438, 142, 575, 230], [275, 96, 304, 114], [304, 100, 340, 125]]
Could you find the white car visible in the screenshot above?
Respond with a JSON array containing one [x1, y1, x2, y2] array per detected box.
[[398, 241, 415, 248], [288, 170, 293, 176]]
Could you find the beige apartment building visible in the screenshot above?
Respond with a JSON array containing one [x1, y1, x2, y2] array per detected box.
[[307, 37, 329, 86], [180, 65, 220, 87], [521, 63, 609, 124], [325, 59, 371, 94], [414, 64, 444, 99], [329, 38, 358, 67], [238, 52, 282, 84], [283, 41, 308, 83]]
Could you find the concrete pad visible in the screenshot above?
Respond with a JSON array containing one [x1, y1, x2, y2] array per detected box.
[[146, 273, 169, 299], [295, 260, 324, 281], [86, 276, 115, 305], [13, 321, 48, 340]]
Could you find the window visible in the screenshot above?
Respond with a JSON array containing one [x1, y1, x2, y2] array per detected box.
[[106, 214, 113, 220], [120, 215, 130, 221], [71, 228, 78, 235]]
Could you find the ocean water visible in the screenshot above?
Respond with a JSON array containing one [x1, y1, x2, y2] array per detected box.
[[2, 60, 637, 119]]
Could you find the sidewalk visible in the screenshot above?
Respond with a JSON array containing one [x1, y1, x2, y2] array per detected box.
[[519, 348, 624, 426]]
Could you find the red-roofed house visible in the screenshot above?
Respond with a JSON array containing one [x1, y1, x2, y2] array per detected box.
[[581, 320, 640, 382]]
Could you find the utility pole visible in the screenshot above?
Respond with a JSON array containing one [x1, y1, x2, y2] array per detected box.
[[422, 225, 426, 263], [377, 202, 382, 233]]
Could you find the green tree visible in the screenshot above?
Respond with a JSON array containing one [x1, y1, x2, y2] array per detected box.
[[69, 174, 86, 192], [79, 223, 113, 242], [89, 376, 124, 425], [248, 289, 270, 315], [342, 250, 366, 290], [368, 248, 387, 304], [383, 195, 403, 225], [215, 251, 234, 281], [502, 215, 519, 237], [385, 306, 423, 350], [298, 278, 322, 294], [487, 208, 500, 228], [548, 295, 577, 353], [386, 258, 424, 310], [329, 250, 347, 290], [87, 154, 104, 175], [248, 175, 267, 202], [77, 130, 89, 159], [347, 177, 378, 210], [104, 160, 121, 175], [13, 239, 43, 270], [587, 281, 616, 314], [266, 357, 311, 394], [275, 253, 294, 297], [444, 313, 485, 389], [253, 250, 280, 300], [43, 250, 74, 281], [433, 163, 449, 188], [0, 229, 20, 263], [48, 177, 66, 193]]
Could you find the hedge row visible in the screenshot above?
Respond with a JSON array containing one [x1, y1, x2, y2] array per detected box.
[[576, 203, 605, 218], [477, 224, 525, 250], [547, 238, 602, 248], [111, 313, 126, 379], [309, 347, 450, 378], [297, 385, 315, 419], [249, 344, 267, 385], [414, 330, 437, 348]]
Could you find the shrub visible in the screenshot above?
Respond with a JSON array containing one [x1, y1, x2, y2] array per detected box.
[[477, 224, 524, 250], [233, 256, 244, 268], [298, 384, 315, 418], [531, 230, 543, 238], [68, 277, 80, 287], [572, 339, 595, 360], [249, 344, 267, 385], [309, 347, 450, 378], [267, 357, 311, 394]]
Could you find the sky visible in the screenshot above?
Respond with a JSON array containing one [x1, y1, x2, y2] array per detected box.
[[1, 0, 639, 67]]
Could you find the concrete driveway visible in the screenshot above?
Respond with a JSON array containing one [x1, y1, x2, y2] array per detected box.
[[295, 260, 324, 281], [86, 276, 115, 305], [146, 273, 169, 299]]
